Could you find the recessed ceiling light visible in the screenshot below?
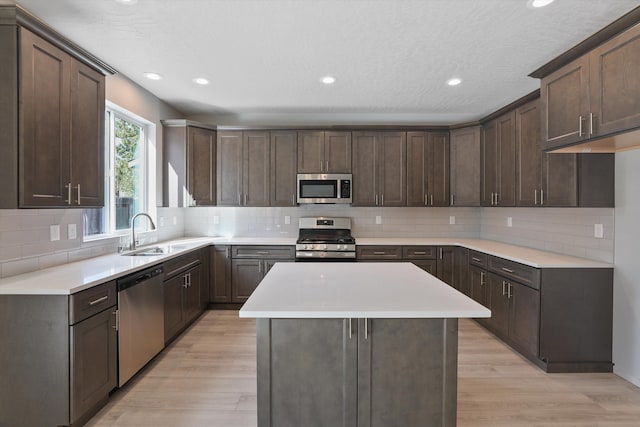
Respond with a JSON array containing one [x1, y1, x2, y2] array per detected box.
[[144, 72, 162, 81], [447, 78, 462, 86], [527, 0, 555, 8], [115, 0, 138, 5], [193, 77, 210, 85], [321, 76, 336, 85]]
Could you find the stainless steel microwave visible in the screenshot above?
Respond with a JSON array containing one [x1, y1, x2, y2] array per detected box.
[[296, 173, 352, 204]]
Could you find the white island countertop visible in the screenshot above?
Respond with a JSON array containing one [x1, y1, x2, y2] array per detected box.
[[239, 262, 491, 319]]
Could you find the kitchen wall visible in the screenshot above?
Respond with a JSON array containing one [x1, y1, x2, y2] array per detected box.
[[480, 207, 615, 263], [612, 149, 640, 387]]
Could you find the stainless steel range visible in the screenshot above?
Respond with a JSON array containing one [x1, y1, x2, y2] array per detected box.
[[296, 217, 356, 260]]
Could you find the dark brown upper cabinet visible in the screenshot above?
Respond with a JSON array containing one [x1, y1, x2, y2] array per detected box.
[[163, 120, 216, 207], [449, 126, 481, 207], [297, 131, 352, 173], [482, 112, 516, 207], [1, 27, 106, 208], [270, 131, 298, 206], [540, 23, 640, 151], [406, 132, 450, 207], [352, 131, 406, 207], [217, 131, 270, 206]]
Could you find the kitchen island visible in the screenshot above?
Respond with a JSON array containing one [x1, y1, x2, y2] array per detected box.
[[240, 262, 490, 427]]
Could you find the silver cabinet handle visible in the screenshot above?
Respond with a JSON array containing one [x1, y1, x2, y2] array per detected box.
[[226, 247, 231, 258], [375, 194, 378, 205], [578, 115, 584, 137], [490, 192, 494, 205], [258, 261, 262, 273], [381, 194, 384, 205], [348, 318, 352, 340], [414, 251, 426, 255], [439, 247, 443, 259], [480, 271, 485, 285], [472, 257, 481, 262], [326, 161, 329, 172], [257, 251, 270, 255], [450, 194, 454, 206], [534, 189, 538, 205], [589, 113, 594, 136], [89, 295, 108, 306], [508, 283, 513, 299], [540, 189, 544, 205], [373, 251, 386, 255], [495, 192, 499, 205], [238, 192, 241, 204], [65, 183, 72, 204], [424, 194, 427, 206], [244, 193, 247, 205], [502, 280, 508, 296], [112, 310, 119, 331], [430, 194, 434, 206], [364, 318, 369, 340], [292, 193, 296, 205], [320, 160, 323, 172], [76, 184, 81, 205], [501, 267, 515, 273]]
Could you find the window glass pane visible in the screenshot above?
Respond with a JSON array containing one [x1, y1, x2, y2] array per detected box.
[[114, 117, 144, 230]]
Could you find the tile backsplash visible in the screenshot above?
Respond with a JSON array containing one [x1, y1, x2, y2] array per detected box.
[[0, 205, 615, 279]]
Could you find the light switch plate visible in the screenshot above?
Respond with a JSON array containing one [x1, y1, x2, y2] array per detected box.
[[449, 216, 456, 225], [50, 225, 60, 241], [375, 215, 382, 225], [172, 216, 177, 225], [594, 224, 604, 238], [68, 224, 77, 240], [284, 215, 291, 225], [507, 217, 513, 227]]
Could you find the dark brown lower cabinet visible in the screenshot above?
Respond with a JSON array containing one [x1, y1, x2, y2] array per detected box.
[[469, 265, 488, 308], [210, 245, 232, 303], [164, 263, 203, 344], [436, 246, 456, 286], [257, 317, 458, 427]]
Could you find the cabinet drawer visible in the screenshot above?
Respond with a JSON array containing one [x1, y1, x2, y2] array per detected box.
[[164, 251, 201, 280], [69, 280, 116, 325], [469, 251, 487, 268], [488, 256, 540, 290], [357, 246, 402, 260], [232, 246, 295, 259], [402, 246, 436, 260]]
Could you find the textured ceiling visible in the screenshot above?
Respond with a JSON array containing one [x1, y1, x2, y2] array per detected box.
[[10, 0, 640, 126]]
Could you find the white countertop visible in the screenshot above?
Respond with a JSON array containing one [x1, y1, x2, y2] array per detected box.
[[357, 238, 612, 268], [239, 262, 491, 318]]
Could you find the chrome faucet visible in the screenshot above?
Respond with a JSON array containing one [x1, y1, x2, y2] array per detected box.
[[130, 213, 156, 250]]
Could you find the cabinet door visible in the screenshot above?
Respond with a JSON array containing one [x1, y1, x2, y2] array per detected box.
[[542, 152, 577, 206], [70, 307, 117, 425], [217, 131, 243, 205], [183, 267, 201, 323], [270, 131, 297, 206], [256, 318, 357, 427], [516, 100, 542, 207], [455, 247, 470, 296], [436, 246, 456, 287], [378, 132, 406, 206], [469, 266, 488, 308], [69, 60, 105, 207], [352, 132, 378, 206], [20, 29, 71, 207], [210, 246, 232, 303], [509, 281, 540, 358], [449, 126, 481, 206], [297, 131, 324, 173], [164, 274, 185, 342], [486, 273, 509, 337], [187, 127, 216, 206], [497, 111, 516, 206], [590, 24, 640, 138], [540, 55, 590, 149], [429, 132, 450, 206], [406, 132, 428, 206], [481, 120, 498, 206], [358, 318, 457, 427], [243, 131, 270, 206], [325, 131, 352, 173], [411, 260, 437, 275], [231, 259, 263, 303]]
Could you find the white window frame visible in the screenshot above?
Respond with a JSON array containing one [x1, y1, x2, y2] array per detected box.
[[84, 101, 157, 241]]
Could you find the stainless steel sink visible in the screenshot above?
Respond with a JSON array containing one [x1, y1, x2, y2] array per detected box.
[[122, 244, 189, 256]]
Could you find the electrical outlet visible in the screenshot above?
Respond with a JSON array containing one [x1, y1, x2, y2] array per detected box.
[[507, 217, 513, 227], [375, 215, 382, 225], [172, 216, 177, 225], [67, 224, 77, 240], [50, 225, 60, 241], [449, 216, 456, 225], [213, 215, 220, 225], [594, 224, 604, 238], [284, 215, 291, 225]]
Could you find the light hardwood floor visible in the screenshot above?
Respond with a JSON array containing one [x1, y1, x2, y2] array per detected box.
[[87, 310, 640, 427]]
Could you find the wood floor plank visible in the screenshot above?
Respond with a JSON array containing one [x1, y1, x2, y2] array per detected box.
[[86, 310, 640, 427]]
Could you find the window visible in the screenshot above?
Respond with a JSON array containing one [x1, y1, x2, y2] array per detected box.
[[84, 103, 156, 239]]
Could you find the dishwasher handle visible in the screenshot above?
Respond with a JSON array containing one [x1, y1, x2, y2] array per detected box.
[[117, 266, 164, 292]]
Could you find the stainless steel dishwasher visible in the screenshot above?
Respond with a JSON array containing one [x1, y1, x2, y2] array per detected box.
[[117, 265, 165, 387]]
